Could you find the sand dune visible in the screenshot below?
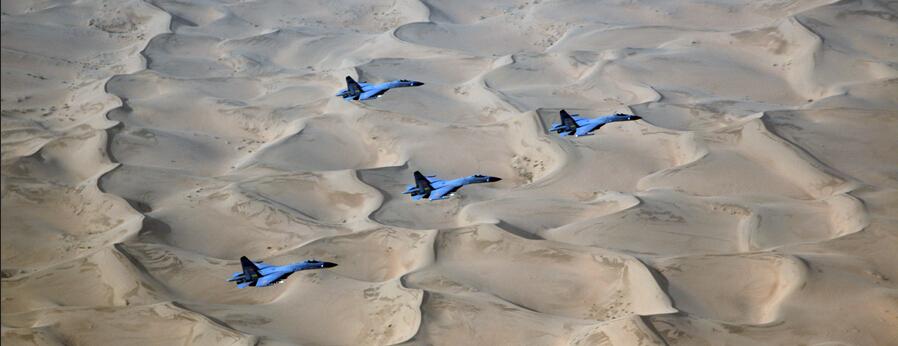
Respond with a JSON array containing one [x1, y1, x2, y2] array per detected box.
[[3, 0, 897, 344]]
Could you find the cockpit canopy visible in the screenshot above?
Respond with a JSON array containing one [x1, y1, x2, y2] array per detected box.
[[473, 174, 485, 178], [304, 259, 320, 264], [398, 79, 410, 82]]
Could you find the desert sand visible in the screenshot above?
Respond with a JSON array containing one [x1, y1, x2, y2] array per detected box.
[[2, 0, 897, 345]]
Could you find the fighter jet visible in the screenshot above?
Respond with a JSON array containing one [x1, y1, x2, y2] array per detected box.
[[549, 109, 641, 137], [403, 171, 501, 201], [228, 256, 337, 288], [336, 76, 423, 101]]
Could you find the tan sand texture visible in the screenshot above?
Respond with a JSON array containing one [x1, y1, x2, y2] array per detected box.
[[2, 0, 897, 344]]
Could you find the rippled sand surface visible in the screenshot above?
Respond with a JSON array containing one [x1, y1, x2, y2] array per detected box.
[[2, 0, 897, 344]]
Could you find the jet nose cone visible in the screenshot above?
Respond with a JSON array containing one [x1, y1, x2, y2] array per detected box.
[[321, 262, 338, 268], [487, 176, 502, 182], [412, 81, 424, 86], [630, 115, 642, 120]]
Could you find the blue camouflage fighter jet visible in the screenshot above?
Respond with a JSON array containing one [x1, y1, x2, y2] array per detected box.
[[336, 76, 423, 101], [550, 109, 641, 137], [403, 171, 501, 201], [228, 256, 337, 288]]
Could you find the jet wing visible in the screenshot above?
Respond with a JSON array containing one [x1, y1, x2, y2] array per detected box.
[[575, 121, 604, 136], [405, 177, 442, 190], [361, 87, 390, 100], [335, 83, 372, 94], [573, 116, 591, 126], [340, 83, 372, 92], [429, 185, 462, 200], [255, 270, 291, 287]]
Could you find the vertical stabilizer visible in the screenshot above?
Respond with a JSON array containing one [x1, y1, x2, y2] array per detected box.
[[413, 171, 434, 198], [345, 76, 363, 100], [560, 110, 579, 129], [240, 256, 262, 284]]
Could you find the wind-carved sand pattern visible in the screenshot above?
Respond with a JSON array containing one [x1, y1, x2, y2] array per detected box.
[[2, 0, 897, 345]]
